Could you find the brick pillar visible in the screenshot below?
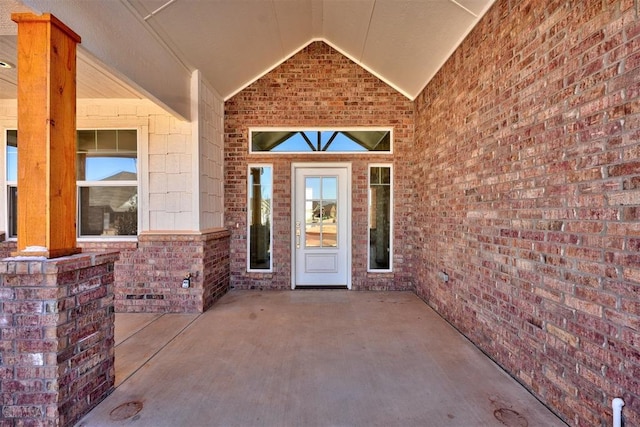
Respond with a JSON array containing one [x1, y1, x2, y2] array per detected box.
[[0, 252, 118, 427]]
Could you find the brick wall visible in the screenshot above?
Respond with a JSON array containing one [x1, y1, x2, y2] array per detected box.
[[224, 41, 415, 291], [0, 241, 13, 259], [0, 252, 118, 427], [414, 1, 640, 426], [113, 230, 230, 313], [0, 232, 230, 314], [202, 230, 231, 310]]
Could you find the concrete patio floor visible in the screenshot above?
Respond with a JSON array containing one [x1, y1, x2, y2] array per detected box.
[[76, 290, 567, 426]]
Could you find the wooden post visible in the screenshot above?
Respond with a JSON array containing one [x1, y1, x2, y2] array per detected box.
[[11, 13, 81, 258]]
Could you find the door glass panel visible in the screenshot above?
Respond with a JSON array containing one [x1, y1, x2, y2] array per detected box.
[[305, 177, 321, 201], [305, 213, 321, 248], [322, 177, 337, 198], [305, 176, 338, 248], [321, 177, 337, 247], [304, 202, 316, 224], [321, 200, 337, 247]]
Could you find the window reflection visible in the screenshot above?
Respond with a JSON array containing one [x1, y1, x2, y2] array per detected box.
[[6, 129, 138, 238], [251, 130, 391, 152], [305, 176, 337, 248], [76, 129, 138, 237], [369, 166, 391, 270], [6, 130, 17, 238], [7, 186, 16, 238], [78, 187, 137, 236], [77, 130, 137, 181], [6, 130, 17, 181], [249, 166, 272, 270]]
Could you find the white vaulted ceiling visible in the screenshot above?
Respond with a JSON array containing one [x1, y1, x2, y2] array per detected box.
[[0, 0, 494, 119]]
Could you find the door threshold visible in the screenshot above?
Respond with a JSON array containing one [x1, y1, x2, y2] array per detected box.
[[294, 285, 348, 290]]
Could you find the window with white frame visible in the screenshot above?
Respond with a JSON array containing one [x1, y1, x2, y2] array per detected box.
[[248, 165, 272, 271], [6, 130, 17, 238], [369, 165, 392, 271], [6, 129, 138, 238], [77, 130, 138, 237], [250, 129, 392, 153]]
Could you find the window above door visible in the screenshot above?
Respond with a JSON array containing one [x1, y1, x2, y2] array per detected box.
[[250, 128, 392, 153]]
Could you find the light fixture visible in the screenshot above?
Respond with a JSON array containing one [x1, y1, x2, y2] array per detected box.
[[0, 61, 15, 69]]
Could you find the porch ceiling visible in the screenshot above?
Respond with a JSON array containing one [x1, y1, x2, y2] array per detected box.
[[0, 0, 494, 118]]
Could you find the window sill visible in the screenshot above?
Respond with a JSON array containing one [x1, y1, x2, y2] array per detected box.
[[77, 236, 138, 243]]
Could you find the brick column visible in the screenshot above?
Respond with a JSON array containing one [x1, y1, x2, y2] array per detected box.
[[0, 252, 118, 427]]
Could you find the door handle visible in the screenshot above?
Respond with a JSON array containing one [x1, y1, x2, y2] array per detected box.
[[296, 221, 301, 248]]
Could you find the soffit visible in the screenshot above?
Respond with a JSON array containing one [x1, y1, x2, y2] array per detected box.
[[0, 0, 494, 111], [129, 0, 494, 100], [0, 35, 146, 99], [0, 0, 145, 101]]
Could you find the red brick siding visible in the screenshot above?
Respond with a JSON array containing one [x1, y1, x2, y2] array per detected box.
[[224, 41, 415, 291], [414, 1, 640, 426], [114, 231, 231, 313], [202, 230, 231, 310], [0, 252, 118, 427], [0, 240, 15, 259], [0, 232, 230, 314]]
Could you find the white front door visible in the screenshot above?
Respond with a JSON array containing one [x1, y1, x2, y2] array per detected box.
[[292, 164, 351, 289]]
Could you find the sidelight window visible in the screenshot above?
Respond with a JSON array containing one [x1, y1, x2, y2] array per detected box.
[[248, 165, 272, 271], [369, 165, 392, 271]]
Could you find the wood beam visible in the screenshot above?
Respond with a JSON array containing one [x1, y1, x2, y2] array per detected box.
[[11, 13, 81, 258]]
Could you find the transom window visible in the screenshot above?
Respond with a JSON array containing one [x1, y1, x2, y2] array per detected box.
[[250, 129, 392, 153]]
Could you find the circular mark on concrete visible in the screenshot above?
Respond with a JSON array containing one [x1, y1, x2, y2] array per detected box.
[[494, 408, 528, 427], [110, 401, 143, 421]]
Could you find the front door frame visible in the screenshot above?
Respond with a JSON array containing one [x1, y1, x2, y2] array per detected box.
[[291, 162, 352, 290]]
